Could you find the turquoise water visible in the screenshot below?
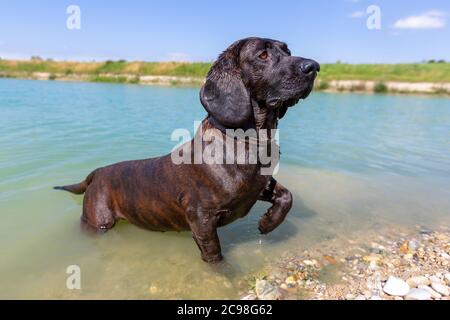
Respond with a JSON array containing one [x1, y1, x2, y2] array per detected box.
[[1, 78, 449, 299]]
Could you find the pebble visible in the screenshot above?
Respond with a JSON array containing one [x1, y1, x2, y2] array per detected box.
[[419, 228, 432, 235], [257, 228, 450, 300], [418, 285, 442, 299], [429, 275, 441, 283], [431, 282, 449, 296], [383, 276, 410, 296], [403, 253, 413, 260], [400, 241, 409, 254], [406, 276, 430, 288], [285, 276, 297, 286], [323, 255, 338, 265], [363, 255, 380, 263], [241, 293, 257, 300], [148, 286, 158, 294], [444, 273, 450, 285], [255, 280, 282, 300], [303, 259, 318, 266], [405, 288, 432, 300]]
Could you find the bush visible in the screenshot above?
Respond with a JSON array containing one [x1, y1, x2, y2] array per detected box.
[[48, 74, 57, 80], [317, 80, 330, 90], [128, 76, 140, 84], [374, 82, 388, 94]]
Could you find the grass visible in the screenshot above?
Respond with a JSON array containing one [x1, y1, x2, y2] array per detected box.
[[1, 59, 450, 88], [318, 63, 450, 83], [0, 59, 211, 77]]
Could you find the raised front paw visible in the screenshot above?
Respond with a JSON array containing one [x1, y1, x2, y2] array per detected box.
[[258, 211, 276, 234]]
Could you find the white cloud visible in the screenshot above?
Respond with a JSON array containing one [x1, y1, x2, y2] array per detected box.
[[349, 11, 365, 18], [393, 10, 446, 29]]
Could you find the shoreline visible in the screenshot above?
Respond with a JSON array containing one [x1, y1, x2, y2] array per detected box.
[[242, 225, 450, 300], [1, 72, 450, 96]]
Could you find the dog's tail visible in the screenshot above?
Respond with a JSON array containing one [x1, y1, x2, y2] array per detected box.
[[54, 171, 95, 195]]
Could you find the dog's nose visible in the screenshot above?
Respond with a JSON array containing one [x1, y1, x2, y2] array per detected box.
[[299, 59, 320, 74]]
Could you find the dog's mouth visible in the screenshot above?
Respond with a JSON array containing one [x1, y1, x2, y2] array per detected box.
[[266, 74, 316, 110], [284, 82, 314, 105]]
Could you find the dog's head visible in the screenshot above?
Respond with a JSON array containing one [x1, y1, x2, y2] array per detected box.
[[200, 37, 319, 128]]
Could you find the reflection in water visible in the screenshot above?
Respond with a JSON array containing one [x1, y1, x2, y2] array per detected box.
[[0, 79, 449, 299]]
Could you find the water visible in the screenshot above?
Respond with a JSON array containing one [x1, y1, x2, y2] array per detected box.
[[0, 78, 449, 299]]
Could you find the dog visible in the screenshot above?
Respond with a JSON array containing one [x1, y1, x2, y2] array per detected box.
[[55, 37, 319, 263]]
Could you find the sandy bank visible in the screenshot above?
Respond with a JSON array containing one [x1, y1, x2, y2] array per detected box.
[[1, 71, 450, 95]]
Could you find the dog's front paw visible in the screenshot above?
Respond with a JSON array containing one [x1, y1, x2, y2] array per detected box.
[[202, 253, 224, 264], [258, 216, 275, 235]]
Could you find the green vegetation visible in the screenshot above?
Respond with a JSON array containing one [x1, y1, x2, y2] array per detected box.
[[1, 59, 449, 93], [316, 80, 330, 90], [373, 82, 388, 94], [0, 59, 211, 78], [318, 63, 450, 83]]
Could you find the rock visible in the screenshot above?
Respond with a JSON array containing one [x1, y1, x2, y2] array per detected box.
[[354, 295, 366, 300], [255, 280, 282, 300], [345, 293, 355, 300], [408, 240, 420, 251], [148, 286, 158, 294], [400, 241, 409, 254], [419, 228, 432, 235], [406, 276, 430, 288], [431, 282, 449, 296], [370, 295, 383, 300], [405, 288, 432, 300], [371, 242, 385, 251], [403, 253, 414, 260], [418, 285, 442, 299], [429, 275, 441, 283], [241, 293, 257, 300], [363, 255, 380, 263], [285, 276, 297, 286], [303, 260, 317, 266], [383, 276, 410, 296], [444, 273, 450, 285], [323, 255, 337, 265]]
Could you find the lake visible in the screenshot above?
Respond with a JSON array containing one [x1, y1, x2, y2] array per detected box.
[[0, 78, 449, 299]]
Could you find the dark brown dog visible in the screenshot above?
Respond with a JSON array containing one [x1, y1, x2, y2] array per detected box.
[[55, 37, 319, 263]]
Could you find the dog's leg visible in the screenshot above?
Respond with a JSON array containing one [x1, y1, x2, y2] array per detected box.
[[80, 189, 117, 234], [258, 178, 293, 234], [187, 209, 223, 263]]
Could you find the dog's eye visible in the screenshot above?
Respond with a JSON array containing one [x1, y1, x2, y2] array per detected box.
[[259, 51, 268, 60]]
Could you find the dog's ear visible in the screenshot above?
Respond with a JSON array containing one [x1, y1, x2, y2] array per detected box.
[[200, 41, 252, 128], [278, 105, 288, 119]]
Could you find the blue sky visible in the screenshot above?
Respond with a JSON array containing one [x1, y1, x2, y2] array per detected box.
[[0, 0, 449, 63]]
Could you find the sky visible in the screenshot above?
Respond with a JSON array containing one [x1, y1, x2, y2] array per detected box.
[[0, 0, 449, 63]]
